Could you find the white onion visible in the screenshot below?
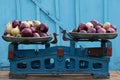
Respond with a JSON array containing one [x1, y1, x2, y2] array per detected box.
[[103, 22, 111, 29], [6, 22, 13, 34], [33, 20, 41, 27], [11, 26, 20, 36]]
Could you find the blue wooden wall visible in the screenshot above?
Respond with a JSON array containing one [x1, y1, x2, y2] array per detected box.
[[0, 0, 120, 70]]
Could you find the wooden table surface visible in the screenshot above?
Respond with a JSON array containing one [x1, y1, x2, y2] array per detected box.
[[0, 71, 120, 80]]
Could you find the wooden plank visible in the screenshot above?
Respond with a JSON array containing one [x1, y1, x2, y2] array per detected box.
[[35, 0, 41, 20], [0, 71, 120, 80], [75, 0, 80, 27], [35, 0, 41, 50], [55, 0, 60, 45], [16, 0, 21, 20], [31, 0, 65, 32], [36, 5, 40, 20], [103, 0, 108, 22]]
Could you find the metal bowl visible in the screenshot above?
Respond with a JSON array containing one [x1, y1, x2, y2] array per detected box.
[[2, 36, 52, 43], [69, 32, 118, 39]]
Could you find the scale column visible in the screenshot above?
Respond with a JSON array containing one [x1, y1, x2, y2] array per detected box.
[[70, 41, 75, 54], [45, 43, 50, 49]]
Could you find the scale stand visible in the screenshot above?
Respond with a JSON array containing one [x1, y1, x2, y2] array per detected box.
[[8, 32, 112, 79]]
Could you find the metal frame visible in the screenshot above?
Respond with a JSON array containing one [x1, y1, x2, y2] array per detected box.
[[9, 40, 111, 79]]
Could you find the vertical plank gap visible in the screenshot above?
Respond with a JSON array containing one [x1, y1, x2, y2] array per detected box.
[[79, 0, 81, 22], [75, 0, 80, 48], [103, 0, 108, 23], [55, 0, 60, 45], [16, 0, 24, 49], [75, 0, 80, 27], [35, 0, 41, 49], [16, 0, 21, 20], [36, 0, 41, 20]]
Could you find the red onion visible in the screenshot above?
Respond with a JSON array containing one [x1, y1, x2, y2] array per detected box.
[[21, 28, 33, 37]]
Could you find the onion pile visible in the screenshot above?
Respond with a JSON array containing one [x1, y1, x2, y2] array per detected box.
[[72, 20, 117, 33], [3, 20, 51, 37]]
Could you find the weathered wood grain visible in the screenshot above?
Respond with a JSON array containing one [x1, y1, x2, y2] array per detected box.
[[0, 71, 120, 80]]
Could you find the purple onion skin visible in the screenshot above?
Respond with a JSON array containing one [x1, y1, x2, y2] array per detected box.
[[107, 27, 116, 33], [97, 28, 106, 33], [30, 27, 37, 33], [21, 28, 33, 37], [39, 23, 48, 33], [78, 23, 88, 31], [94, 25, 102, 30], [20, 22, 29, 31], [3, 31, 8, 36], [39, 32, 47, 37], [90, 20, 99, 27], [12, 20, 21, 28], [87, 28, 96, 33], [80, 30, 87, 33], [110, 25, 117, 31], [33, 32, 40, 37], [97, 23, 103, 27]]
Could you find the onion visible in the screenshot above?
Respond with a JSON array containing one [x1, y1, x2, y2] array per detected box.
[[78, 23, 88, 31], [33, 33, 40, 37], [97, 28, 106, 33], [12, 20, 21, 28], [30, 27, 37, 33], [6, 22, 13, 34], [11, 26, 20, 36], [21, 28, 33, 37], [6, 34, 11, 37], [4, 20, 51, 38], [87, 28, 96, 33], [20, 21, 30, 31], [26, 20, 33, 27], [86, 22, 94, 28], [39, 23, 48, 33], [110, 25, 117, 31], [90, 20, 99, 27], [97, 23, 103, 27], [103, 22, 111, 30], [107, 27, 116, 33], [3, 31, 8, 36], [16, 34, 21, 37], [39, 32, 47, 37], [33, 20, 41, 27], [80, 30, 87, 33], [94, 25, 102, 30]]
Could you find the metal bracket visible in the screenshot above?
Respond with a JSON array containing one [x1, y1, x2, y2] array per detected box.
[[51, 33, 59, 44], [62, 30, 69, 41]]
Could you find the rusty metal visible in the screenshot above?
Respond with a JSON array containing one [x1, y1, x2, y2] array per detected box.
[[51, 33, 59, 44], [87, 48, 104, 57], [57, 48, 64, 57], [62, 30, 69, 41]]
